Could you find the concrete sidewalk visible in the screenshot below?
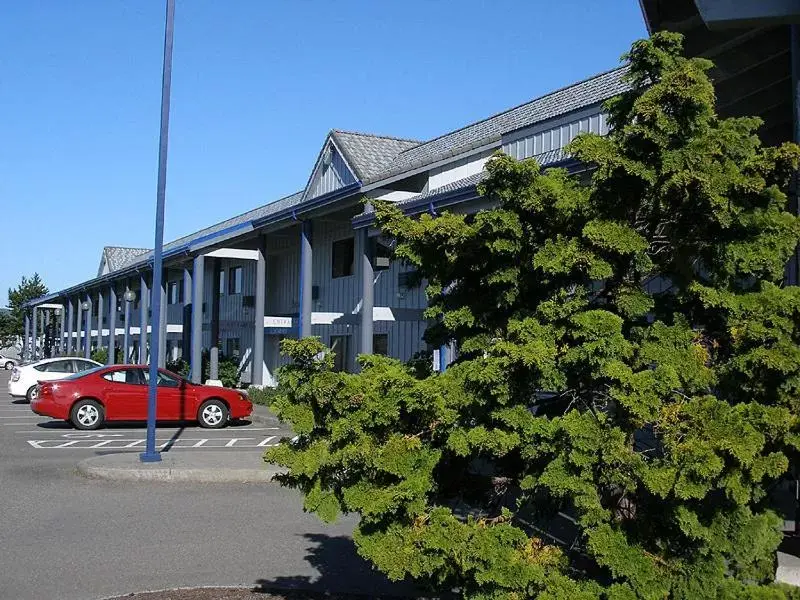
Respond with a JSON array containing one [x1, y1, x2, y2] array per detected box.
[[248, 403, 281, 426], [77, 451, 287, 483]]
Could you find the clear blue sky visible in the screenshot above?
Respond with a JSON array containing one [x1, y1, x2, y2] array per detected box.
[[0, 1, 647, 302]]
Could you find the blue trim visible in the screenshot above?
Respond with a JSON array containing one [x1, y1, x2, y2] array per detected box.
[[253, 182, 361, 228]]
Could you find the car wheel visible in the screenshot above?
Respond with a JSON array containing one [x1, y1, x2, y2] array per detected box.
[[4, 361, 13, 370], [70, 399, 104, 431], [26, 385, 38, 402], [198, 399, 229, 429]]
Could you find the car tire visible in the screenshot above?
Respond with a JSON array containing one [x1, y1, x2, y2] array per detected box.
[[198, 399, 229, 429], [70, 399, 104, 431], [26, 385, 38, 403], [4, 361, 13, 370]]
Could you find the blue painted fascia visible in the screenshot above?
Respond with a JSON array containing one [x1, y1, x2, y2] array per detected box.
[[252, 182, 361, 227]]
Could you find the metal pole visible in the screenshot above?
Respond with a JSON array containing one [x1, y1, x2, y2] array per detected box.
[[141, 0, 175, 463], [44, 310, 50, 358], [67, 299, 74, 354], [252, 237, 266, 385], [96, 290, 104, 356], [123, 283, 131, 364], [59, 305, 65, 356], [31, 306, 37, 361], [360, 229, 374, 358], [299, 220, 313, 338], [191, 254, 204, 383], [139, 273, 149, 364], [108, 285, 117, 364]]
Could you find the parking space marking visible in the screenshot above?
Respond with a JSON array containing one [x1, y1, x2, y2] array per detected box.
[[26, 436, 280, 450]]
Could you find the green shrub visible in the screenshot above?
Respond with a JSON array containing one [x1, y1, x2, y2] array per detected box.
[[247, 385, 280, 406], [166, 357, 189, 377]]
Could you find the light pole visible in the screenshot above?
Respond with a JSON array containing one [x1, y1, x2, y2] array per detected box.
[[123, 289, 135, 364], [81, 300, 91, 359], [141, 0, 175, 463]]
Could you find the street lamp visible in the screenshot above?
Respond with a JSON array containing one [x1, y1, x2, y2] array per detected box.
[[141, 0, 176, 464], [123, 289, 136, 364]]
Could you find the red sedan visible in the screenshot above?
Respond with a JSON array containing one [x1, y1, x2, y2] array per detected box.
[[31, 364, 252, 430]]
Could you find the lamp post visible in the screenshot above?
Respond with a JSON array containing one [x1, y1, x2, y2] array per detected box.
[[123, 289, 135, 364], [141, 0, 175, 464]]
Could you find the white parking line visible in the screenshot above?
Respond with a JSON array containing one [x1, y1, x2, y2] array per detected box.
[[26, 436, 280, 450]]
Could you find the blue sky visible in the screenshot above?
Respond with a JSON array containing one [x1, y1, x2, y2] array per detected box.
[[0, 1, 647, 302]]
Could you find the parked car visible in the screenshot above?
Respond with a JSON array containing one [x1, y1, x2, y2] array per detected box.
[[9, 357, 102, 401], [0, 354, 17, 370], [31, 364, 253, 430]]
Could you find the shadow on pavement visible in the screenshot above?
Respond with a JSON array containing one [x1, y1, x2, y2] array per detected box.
[[252, 533, 422, 598]]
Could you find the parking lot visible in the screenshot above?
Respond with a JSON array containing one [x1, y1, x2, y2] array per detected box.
[[0, 370, 291, 456], [0, 369, 410, 600]]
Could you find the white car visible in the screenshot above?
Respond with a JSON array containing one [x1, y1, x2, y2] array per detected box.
[[0, 355, 17, 370], [9, 357, 103, 401]]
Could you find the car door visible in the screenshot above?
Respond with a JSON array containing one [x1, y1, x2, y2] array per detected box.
[[141, 369, 184, 421], [39, 359, 75, 382], [100, 368, 147, 420]]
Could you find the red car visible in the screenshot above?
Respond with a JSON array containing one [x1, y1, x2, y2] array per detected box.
[[31, 364, 252, 430]]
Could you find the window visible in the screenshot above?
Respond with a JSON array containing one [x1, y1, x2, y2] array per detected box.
[[332, 237, 355, 278], [228, 266, 242, 294], [330, 335, 349, 372], [38, 360, 74, 373], [141, 369, 181, 387], [167, 281, 179, 305], [102, 370, 140, 384], [74, 359, 99, 372], [373, 333, 388, 356], [226, 337, 240, 360], [219, 269, 226, 296], [372, 238, 393, 271]]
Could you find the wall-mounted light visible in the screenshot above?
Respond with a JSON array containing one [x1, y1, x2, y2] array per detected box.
[[81, 301, 90, 311], [124, 290, 137, 303]]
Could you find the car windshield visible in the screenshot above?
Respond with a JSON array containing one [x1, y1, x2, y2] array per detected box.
[[62, 366, 105, 380]]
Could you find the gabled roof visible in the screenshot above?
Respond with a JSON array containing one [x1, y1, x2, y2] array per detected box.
[[99, 246, 149, 275], [365, 66, 629, 184], [331, 130, 420, 181]]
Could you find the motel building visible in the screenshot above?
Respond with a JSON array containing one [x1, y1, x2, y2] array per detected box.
[[22, 0, 800, 389]]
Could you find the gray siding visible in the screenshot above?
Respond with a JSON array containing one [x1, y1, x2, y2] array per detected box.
[[502, 106, 608, 161], [307, 145, 357, 200]]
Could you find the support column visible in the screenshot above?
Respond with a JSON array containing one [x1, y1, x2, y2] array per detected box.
[[59, 305, 66, 356], [211, 258, 220, 348], [67, 299, 74, 354], [44, 310, 51, 358], [23, 313, 29, 361], [360, 229, 374, 357], [123, 282, 132, 364], [299, 220, 313, 338], [76, 300, 83, 356], [84, 296, 93, 359], [182, 266, 192, 360], [139, 274, 149, 363], [108, 285, 117, 364], [191, 255, 204, 384], [95, 290, 104, 355], [31, 306, 37, 361], [159, 273, 167, 368], [252, 238, 266, 385]]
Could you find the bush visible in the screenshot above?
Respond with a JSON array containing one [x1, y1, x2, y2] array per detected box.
[[200, 349, 241, 388], [247, 386, 280, 406], [166, 357, 189, 377]]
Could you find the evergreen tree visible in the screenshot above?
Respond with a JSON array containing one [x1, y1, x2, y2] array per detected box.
[[0, 273, 48, 349], [267, 33, 800, 599]]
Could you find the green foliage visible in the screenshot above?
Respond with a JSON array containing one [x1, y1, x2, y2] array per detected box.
[[90, 347, 122, 365], [200, 350, 240, 388], [0, 273, 48, 349], [266, 32, 800, 599], [247, 385, 280, 406], [166, 357, 190, 378]]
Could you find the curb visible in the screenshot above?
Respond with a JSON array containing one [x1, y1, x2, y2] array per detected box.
[[77, 458, 287, 483]]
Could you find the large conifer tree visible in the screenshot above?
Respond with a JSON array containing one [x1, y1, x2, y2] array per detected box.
[[267, 33, 800, 599]]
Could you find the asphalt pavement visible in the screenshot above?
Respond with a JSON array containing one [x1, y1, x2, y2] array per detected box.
[[0, 370, 415, 600]]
